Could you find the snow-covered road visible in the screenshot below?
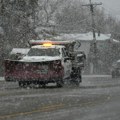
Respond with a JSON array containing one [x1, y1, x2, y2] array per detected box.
[[0, 76, 120, 120]]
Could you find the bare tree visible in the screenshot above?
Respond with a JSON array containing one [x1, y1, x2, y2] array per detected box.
[[55, 0, 90, 33], [36, 0, 64, 26]]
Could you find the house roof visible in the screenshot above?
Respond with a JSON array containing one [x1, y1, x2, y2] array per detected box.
[[55, 32, 111, 41]]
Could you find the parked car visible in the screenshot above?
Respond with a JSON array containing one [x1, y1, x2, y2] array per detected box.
[[111, 60, 120, 78]]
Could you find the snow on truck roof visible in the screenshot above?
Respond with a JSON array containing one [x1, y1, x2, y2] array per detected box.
[[10, 48, 30, 54]]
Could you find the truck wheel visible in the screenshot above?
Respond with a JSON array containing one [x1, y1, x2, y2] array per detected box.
[[79, 75, 82, 83], [74, 78, 80, 86], [56, 79, 64, 88], [41, 83, 46, 88], [18, 81, 25, 87], [78, 69, 82, 82], [74, 69, 81, 86], [19, 81, 30, 88]]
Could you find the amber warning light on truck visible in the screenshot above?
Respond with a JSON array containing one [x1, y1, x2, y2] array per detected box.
[[43, 43, 52, 47]]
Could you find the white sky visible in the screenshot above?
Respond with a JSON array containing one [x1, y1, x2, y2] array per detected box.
[[84, 0, 120, 19]]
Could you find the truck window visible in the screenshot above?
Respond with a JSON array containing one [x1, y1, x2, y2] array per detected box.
[[27, 48, 60, 56], [62, 48, 68, 57]]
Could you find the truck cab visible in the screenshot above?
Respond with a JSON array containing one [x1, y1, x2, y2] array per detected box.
[[21, 43, 72, 79]]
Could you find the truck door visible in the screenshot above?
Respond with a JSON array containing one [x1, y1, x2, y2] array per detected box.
[[62, 48, 72, 79]]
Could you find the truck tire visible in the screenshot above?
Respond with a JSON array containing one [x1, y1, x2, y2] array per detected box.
[[75, 79, 80, 86], [78, 70, 82, 83], [70, 68, 81, 86], [18, 81, 25, 87], [75, 75, 81, 86], [56, 79, 64, 88], [18, 81, 29, 88], [41, 83, 46, 88]]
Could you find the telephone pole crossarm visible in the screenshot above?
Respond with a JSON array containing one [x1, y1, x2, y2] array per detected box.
[[82, 2, 102, 7]]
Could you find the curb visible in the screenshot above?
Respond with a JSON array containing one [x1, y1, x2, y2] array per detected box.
[[80, 83, 120, 89], [82, 75, 111, 78]]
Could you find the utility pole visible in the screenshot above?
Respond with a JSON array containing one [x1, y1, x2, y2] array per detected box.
[[82, 0, 102, 73]]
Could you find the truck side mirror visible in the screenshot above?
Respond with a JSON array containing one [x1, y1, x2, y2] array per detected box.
[[64, 57, 70, 62]]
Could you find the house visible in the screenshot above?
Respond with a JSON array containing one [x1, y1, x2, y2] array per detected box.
[[55, 32, 113, 57], [55, 32, 119, 74]]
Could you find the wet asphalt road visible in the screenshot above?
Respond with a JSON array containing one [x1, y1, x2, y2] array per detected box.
[[0, 75, 120, 120]]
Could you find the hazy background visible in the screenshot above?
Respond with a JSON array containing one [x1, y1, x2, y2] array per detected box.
[[84, 0, 120, 19]]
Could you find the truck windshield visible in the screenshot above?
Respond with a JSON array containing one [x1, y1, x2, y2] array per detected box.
[[27, 48, 60, 56]]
